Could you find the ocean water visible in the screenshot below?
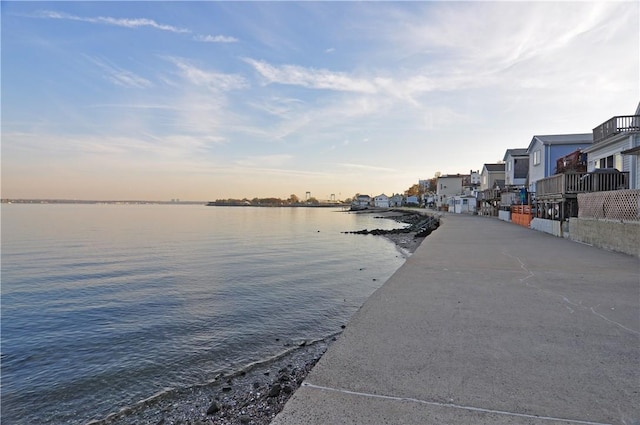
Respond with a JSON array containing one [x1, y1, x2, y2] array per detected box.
[[1, 204, 407, 424]]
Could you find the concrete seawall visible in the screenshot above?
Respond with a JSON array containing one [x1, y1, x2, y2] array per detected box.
[[272, 214, 640, 425]]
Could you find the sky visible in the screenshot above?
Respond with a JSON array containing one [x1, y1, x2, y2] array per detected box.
[[2, 1, 638, 201]]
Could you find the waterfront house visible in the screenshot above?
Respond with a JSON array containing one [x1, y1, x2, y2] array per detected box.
[[527, 108, 637, 250], [477, 164, 505, 216], [480, 163, 505, 191], [405, 195, 419, 206], [526, 133, 593, 193], [389, 193, 403, 207], [503, 148, 529, 187], [373, 194, 390, 208], [436, 174, 467, 209], [583, 103, 640, 189], [353, 194, 371, 208], [452, 195, 477, 214]]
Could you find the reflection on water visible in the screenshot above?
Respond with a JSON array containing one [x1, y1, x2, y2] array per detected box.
[[1, 204, 406, 424]]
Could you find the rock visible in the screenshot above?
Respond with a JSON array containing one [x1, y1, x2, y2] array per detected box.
[[298, 340, 306, 347], [222, 386, 232, 392], [283, 385, 293, 394], [268, 383, 281, 398], [240, 415, 251, 424], [206, 400, 221, 415]]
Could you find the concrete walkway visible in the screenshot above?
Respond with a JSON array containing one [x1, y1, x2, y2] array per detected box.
[[272, 214, 640, 425]]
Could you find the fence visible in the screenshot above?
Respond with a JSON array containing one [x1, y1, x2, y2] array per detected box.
[[511, 205, 533, 227], [577, 189, 640, 222]]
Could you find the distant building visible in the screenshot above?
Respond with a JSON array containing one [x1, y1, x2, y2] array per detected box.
[[373, 194, 390, 208], [405, 195, 419, 205], [503, 148, 529, 187], [353, 194, 371, 208], [389, 193, 403, 207], [480, 163, 505, 191], [436, 174, 467, 208]]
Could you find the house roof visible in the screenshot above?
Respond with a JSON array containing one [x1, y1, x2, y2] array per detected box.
[[438, 174, 469, 179], [527, 133, 593, 152], [502, 148, 529, 161], [483, 163, 505, 172], [621, 146, 640, 155]]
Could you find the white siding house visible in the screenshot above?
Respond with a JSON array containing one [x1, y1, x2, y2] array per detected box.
[[373, 194, 390, 208], [453, 195, 477, 214], [353, 195, 371, 208], [584, 104, 640, 189]]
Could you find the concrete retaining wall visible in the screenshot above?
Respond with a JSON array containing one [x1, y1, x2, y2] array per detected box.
[[530, 218, 569, 238], [569, 218, 640, 257]]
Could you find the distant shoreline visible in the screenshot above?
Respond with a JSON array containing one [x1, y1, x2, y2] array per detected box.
[[1, 199, 348, 207], [1, 199, 206, 205]]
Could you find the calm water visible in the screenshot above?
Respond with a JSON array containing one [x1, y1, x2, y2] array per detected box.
[[1, 204, 407, 424]]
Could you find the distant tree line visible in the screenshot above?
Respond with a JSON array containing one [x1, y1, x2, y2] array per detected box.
[[213, 194, 322, 206]]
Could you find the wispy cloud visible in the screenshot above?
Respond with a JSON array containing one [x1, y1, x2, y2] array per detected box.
[[244, 58, 377, 93], [86, 56, 153, 88], [235, 154, 294, 168], [338, 163, 396, 173], [36, 10, 190, 33], [167, 57, 248, 91], [194, 34, 238, 43]]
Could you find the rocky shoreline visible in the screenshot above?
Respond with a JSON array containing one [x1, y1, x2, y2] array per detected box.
[[91, 210, 437, 425], [346, 209, 440, 255], [89, 337, 337, 425]]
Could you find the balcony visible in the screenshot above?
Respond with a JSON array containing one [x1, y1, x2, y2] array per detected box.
[[536, 171, 629, 198], [592, 115, 640, 144]]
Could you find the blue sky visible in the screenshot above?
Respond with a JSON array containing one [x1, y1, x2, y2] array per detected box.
[[2, 1, 638, 201]]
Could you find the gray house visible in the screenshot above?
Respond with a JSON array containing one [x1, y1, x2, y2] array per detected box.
[[503, 148, 529, 187], [527, 134, 593, 193]]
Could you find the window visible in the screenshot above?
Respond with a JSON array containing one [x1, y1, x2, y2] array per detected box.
[[596, 155, 622, 170], [599, 156, 613, 168], [533, 150, 541, 166]]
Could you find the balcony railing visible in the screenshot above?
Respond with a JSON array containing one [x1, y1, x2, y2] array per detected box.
[[592, 115, 640, 144], [536, 171, 629, 197], [479, 188, 500, 201]]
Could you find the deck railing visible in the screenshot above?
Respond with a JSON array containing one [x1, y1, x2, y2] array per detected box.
[[536, 172, 629, 197], [480, 188, 500, 201], [592, 115, 640, 144]]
